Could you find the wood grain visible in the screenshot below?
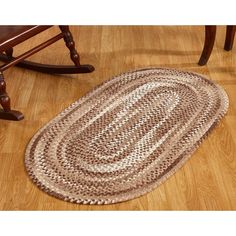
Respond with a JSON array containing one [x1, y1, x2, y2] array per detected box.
[[0, 26, 235, 210]]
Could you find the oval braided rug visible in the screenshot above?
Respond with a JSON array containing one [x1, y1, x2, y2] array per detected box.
[[25, 68, 229, 205]]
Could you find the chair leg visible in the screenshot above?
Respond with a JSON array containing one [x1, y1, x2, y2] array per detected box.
[[0, 72, 11, 112], [224, 25, 236, 51], [198, 26, 216, 66], [58, 25, 94, 73], [0, 72, 24, 121], [59, 26, 82, 67]]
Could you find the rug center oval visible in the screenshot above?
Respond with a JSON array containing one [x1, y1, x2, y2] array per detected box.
[[25, 68, 229, 205]]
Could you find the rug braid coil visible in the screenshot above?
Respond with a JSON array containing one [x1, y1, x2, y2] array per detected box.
[[25, 68, 229, 204]]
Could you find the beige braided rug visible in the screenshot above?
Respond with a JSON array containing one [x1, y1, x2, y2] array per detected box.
[[25, 68, 229, 205]]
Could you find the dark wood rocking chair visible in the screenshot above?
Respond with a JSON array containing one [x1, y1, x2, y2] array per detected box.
[[0, 25, 94, 121], [198, 25, 236, 65]]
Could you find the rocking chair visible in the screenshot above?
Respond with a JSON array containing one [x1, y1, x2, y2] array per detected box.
[[0, 25, 94, 121]]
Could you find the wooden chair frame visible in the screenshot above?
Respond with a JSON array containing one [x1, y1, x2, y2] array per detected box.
[[198, 25, 236, 66], [0, 25, 94, 121]]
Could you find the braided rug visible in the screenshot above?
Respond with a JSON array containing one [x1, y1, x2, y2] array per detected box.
[[25, 68, 229, 204]]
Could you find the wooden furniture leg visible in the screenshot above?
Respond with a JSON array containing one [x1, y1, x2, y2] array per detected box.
[[198, 26, 216, 66], [59, 26, 81, 67], [224, 25, 236, 51], [0, 72, 24, 121]]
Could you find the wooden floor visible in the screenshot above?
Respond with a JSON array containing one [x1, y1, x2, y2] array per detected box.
[[0, 26, 236, 210]]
